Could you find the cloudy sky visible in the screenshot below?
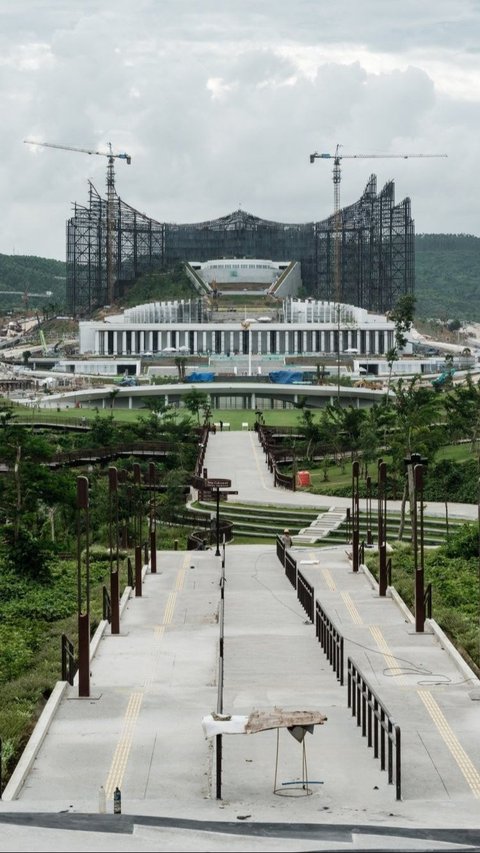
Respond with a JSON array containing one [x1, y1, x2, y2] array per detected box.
[[2, 0, 479, 259]]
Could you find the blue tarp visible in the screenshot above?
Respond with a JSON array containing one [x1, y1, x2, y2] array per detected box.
[[187, 372, 215, 382], [269, 370, 306, 384]]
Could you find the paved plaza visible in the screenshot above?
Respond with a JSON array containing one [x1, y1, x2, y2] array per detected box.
[[0, 432, 479, 851]]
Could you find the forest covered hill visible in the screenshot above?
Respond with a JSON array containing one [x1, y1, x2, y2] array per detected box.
[[1, 233, 479, 321], [0, 254, 66, 312], [414, 234, 480, 321]]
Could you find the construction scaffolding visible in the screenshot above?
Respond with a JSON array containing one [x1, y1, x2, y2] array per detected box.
[[66, 176, 413, 316]]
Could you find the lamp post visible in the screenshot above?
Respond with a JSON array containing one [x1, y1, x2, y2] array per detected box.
[[149, 461, 157, 574], [108, 466, 120, 634], [133, 463, 143, 596], [205, 478, 238, 557], [377, 459, 388, 596], [366, 475, 373, 546], [404, 452, 428, 632], [351, 460, 360, 572], [76, 475, 90, 697], [108, 465, 120, 634]]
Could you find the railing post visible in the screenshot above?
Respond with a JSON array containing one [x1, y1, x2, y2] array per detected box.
[[135, 545, 142, 596]]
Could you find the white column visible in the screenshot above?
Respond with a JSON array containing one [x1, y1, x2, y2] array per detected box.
[[375, 330, 379, 354], [221, 331, 225, 355], [128, 396, 133, 409]]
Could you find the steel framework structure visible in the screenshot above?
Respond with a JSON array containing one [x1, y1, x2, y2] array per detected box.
[[66, 176, 413, 316]]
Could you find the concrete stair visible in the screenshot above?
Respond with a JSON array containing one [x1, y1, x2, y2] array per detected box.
[[293, 506, 346, 544]]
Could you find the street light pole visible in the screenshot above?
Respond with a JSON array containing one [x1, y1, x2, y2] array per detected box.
[[108, 466, 120, 634], [378, 459, 388, 596], [149, 461, 157, 574], [76, 475, 90, 697], [133, 463, 143, 597]]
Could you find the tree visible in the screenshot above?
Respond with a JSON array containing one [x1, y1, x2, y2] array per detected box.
[[174, 356, 187, 381], [183, 388, 208, 424], [385, 294, 416, 396], [444, 376, 480, 455], [387, 377, 443, 537], [107, 388, 120, 411]]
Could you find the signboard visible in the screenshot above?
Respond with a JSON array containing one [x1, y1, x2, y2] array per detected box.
[[206, 478, 232, 488]]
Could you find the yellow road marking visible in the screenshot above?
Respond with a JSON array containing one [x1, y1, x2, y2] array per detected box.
[[418, 690, 480, 799], [105, 552, 191, 792], [342, 591, 363, 625], [322, 567, 336, 590], [104, 691, 143, 797], [369, 625, 404, 679]]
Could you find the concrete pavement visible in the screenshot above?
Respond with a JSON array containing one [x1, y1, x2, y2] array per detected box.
[[1, 430, 480, 851]]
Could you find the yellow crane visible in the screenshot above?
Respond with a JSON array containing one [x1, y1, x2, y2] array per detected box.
[[309, 144, 447, 396], [24, 139, 132, 305]]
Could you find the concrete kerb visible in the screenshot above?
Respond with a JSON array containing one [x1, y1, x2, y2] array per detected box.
[[1, 681, 68, 802], [361, 562, 480, 687], [1, 565, 150, 802], [426, 618, 480, 687]]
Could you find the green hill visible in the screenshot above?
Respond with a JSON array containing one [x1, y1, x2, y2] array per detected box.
[[0, 254, 66, 311], [415, 234, 480, 322], [1, 234, 479, 322]]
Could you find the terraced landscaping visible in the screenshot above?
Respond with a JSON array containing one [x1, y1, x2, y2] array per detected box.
[[193, 500, 466, 546]]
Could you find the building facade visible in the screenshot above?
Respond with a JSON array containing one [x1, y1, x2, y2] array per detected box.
[[79, 298, 395, 358]]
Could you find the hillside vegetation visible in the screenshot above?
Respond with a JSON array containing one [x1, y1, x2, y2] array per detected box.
[[0, 255, 66, 311], [415, 234, 480, 321], [1, 233, 480, 321]]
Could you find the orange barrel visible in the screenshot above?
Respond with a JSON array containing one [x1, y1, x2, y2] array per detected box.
[[297, 470, 311, 486]]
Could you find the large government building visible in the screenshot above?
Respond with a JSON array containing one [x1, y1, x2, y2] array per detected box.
[[67, 175, 414, 316], [79, 297, 395, 358]]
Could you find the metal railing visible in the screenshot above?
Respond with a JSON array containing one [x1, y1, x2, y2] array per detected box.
[[297, 569, 314, 622], [61, 634, 76, 685], [347, 657, 402, 800], [276, 535, 286, 566], [424, 582, 432, 619], [285, 551, 297, 589], [127, 556, 134, 588], [315, 600, 345, 685], [102, 586, 111, 623], [46, 440, 175, 468]]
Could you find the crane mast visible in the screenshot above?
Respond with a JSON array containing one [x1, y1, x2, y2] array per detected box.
[[309, 145, 447, 398], [24, 139, 132, 306]]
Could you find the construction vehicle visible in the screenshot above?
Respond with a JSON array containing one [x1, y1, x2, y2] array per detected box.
[[432, 368, 455, 388], [24, 140, 131, 306]]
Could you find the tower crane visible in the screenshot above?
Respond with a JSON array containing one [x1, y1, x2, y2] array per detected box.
[[309, 144, 447, 397], [24, 139, 132, 306]]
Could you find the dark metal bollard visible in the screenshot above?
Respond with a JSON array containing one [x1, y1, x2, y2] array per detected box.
[[113, 786, 121, 814]]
